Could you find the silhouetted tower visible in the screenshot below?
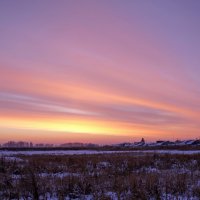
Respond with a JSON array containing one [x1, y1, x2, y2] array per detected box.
[[141, 138, 145, 144]]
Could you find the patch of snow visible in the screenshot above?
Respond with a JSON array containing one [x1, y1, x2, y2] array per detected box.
[[4, 156, 23, 162], [105, 192, 118, 200], [39, 172, 80, 178]]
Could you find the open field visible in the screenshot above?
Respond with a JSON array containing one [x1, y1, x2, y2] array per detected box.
[[1, 150, 200, 199], [2, 149, 200, 156]]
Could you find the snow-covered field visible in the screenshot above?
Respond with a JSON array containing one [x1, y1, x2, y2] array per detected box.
[[1, 150, 200, 199], [138, 150, 200, 155], [0, 150, 128, 156], [1, 149, 200, 156]]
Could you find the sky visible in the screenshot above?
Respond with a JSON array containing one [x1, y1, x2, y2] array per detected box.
[[0, 0, 200, 144]]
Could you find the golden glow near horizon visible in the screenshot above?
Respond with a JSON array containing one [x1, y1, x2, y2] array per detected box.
[[0, 1, 200, 144]]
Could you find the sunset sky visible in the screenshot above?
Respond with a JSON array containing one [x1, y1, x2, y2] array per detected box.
[[0, 1, 200, 144]]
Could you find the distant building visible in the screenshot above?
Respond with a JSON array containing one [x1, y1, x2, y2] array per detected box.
[[134, 138, 145, 146]]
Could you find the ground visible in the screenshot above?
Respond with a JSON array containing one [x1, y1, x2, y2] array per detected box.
[[1, 150, 200, 200]]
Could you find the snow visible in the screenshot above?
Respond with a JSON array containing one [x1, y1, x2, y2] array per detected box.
[[1, 149, 200, 156], [141, 150, 200, 155], [0, 150, 131, 156], [3, 156, 24, 162], [105, 192, 118, 200], [39, 172, 80, 178]]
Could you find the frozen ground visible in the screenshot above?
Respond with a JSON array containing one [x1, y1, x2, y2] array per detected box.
[[1, 151, 200, 200], [1, 149, 200, 156]]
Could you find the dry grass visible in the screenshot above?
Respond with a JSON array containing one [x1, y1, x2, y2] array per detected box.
[[1, 153, 200, 199]]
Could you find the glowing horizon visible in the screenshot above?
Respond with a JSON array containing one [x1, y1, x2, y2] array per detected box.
[[0, 1, 200, 144]]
